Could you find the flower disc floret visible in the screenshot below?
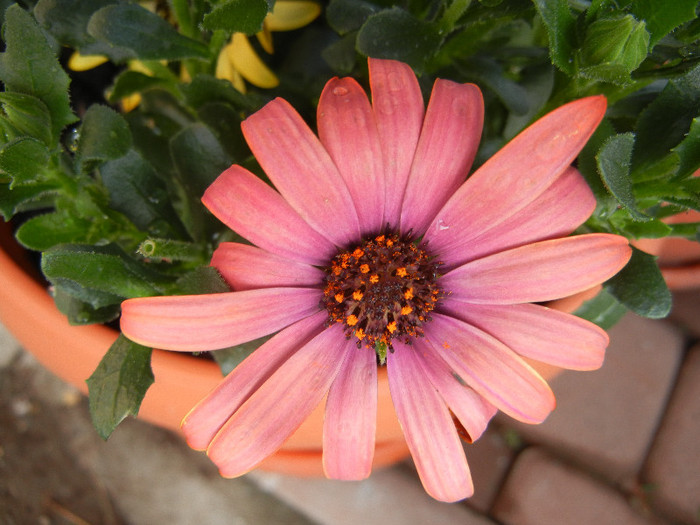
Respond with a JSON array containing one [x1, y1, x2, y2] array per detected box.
[[322, 233, 442, 353]]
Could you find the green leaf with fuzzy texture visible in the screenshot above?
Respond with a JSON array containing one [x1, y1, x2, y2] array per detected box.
[[0, 138, 50, 187], [77, 105, 132, 172], [87, 335, 154, 439], [607, 246, 672, 319], [574, 288, 628, 330], [532, 0, 576, 75], [202, 0, 269, 34], [631, 0, 699, 48], [0, 92, 53, 146], [0, 5, 77, 141]]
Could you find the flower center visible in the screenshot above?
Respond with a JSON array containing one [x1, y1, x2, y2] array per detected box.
[[322, 233, 442, 361]]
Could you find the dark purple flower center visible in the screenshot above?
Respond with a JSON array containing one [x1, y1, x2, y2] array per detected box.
[[322, 233, 442, 359]]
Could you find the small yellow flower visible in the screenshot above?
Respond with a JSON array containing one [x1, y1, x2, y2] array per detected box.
[[216, 1, 320, 92]]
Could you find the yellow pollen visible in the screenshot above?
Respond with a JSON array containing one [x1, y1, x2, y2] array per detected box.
[[375, 235, 385, 243], [396, 267, 408, 278], [355, 328, 366, 340], [352, 248, 364, 259], [387, 321, 397, 333], [335, 293, 344, 303], [386, 239, 394, 247], [346, 314, 358, 326], [404, 287, 414, 300], [359, 264, 370, 274], [352, 290, 364, 301], [369, 274, 379, 284], [401, 306, 413, 315]]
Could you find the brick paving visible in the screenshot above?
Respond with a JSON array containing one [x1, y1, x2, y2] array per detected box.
[[1, 291, 699, 524]]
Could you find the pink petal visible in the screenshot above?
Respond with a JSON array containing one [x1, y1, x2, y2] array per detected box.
[[368, 58, 424, 228], [120, 287, 322, 351], [318, 77, 385, 235], [181, 312, 327, 450], [241, 98, 361, 247], [439, 166, 596, 270], [424, 314, 556, 424], [388, 341, 473, 502], [441, 233, 632, 304], [399, 79, 484, 235], [323, 345, 377, 480], [202, 165, 335, 266], [206, 323, 351, 478], [412, 338, 497, 442], [439, 300, 607, 370], [424, 96, 607, 255], [211, 242, 324, 291]]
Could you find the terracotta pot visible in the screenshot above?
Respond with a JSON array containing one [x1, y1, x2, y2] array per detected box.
[[0, 221, 569, 477], [633, 209, 700, 290]]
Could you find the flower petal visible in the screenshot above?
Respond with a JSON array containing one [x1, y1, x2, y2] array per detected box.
[[368, 58, 424, 228], [424, 314, 556, 424], [120, 287, 322, 351], [438, 166, 596, 270], [202, 165, 335, 266], [441, 233, 632, 304], [228, 33, 279, 88], [318, 77, 385, 235], [211, 242, 324, 291], [181, 312, 327, 450], [265, 0, 321, 31], [412, 339, 497, 442], [424, 96, 607, 254], [439, 300, 608, 370], [207, 324, 350, 478], [323, 345, 377, 480], [388, 342, 473, 502], [399, 79, 484, 235], [241, 98, 361, 247]]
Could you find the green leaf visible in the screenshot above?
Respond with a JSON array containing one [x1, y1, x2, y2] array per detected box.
[[322, 31, 359, 75], [532, 0, 577, 75], [41, 244, 168, 300], [0, 181, 58, 219], [99, 150, 184, 236], [596, 132, 650, 221], [87, 3, 210, 61], [34, 0, 115, 49], [578, 15, 650, 85], [0, 5, 77, 141], [633, 65, 700, 171], [108, 70, 175, 104], [0, 138, 51, 187], [574, 288, 628, 330], [180, 74, 260, 112], [212, 334, 272, 375], [77, 105, 132, 172], [171, 266, 230, 295], [201, 0, 269, 34], [356, 7, 443, 72], [53, 285, 121, 325], [326, 0, 380, 35], [15, 211, 92, 251], [631, 0, 699, 48], [87, 334, 154, 440], [607, 246, 672, 319], [671, 116, 700, 180], [0, 92, 53, 146], [457, 56, 530, 115]]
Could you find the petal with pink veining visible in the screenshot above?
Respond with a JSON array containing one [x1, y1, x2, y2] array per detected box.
[[438, 166, 596, 270], [318, 77, 385, 235], [400, 80, 484, 235], [323, 345, 377, 480], [412, 338, 496, 442], [425, 96, 607, 255], [242, 98, 361, 247], [212, 242, 324, 291], [120, 287, 322, 351], [182, 312, 327, 450], [368, 58, 424, 228], [441, 234, 632, 305], [424, 314, 556, 424], [440, 300, 607, 370], [388, 341, 473, 502], [207, 323, 350, 478], [203, 165, 335, 265]]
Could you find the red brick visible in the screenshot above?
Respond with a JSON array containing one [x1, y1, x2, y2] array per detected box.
[[500, 314, 684, 484], [644, 344, 700, 524], [493, 447, 659, 525]]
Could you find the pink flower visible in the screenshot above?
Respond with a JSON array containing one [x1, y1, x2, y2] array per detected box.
[[120, 58, 632, 502]]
